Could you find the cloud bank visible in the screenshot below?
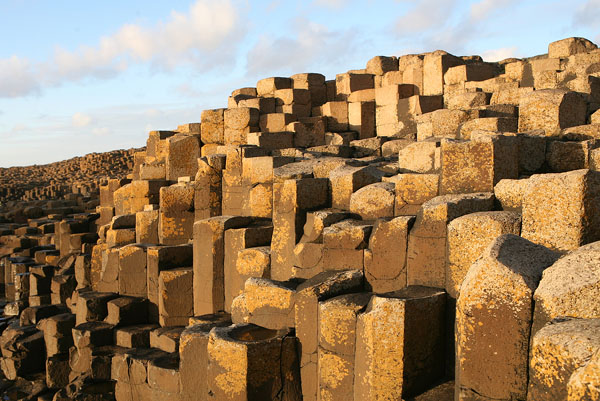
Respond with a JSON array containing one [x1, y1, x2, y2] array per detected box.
[[0, 0, 244, 98]]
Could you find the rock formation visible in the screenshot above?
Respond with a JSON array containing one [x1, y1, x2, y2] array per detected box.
[[1, 36, 600, 400]]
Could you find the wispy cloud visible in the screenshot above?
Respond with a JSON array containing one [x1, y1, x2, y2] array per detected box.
[[0, 0, 246, 98], [72, 112, 93, 128], [313, 0, 349, 9], [92, 127, 111, 136], [395, 0, 458, 35], [573, 0, 600, 28], [246, 18, 362, 77], [470, 0, 515, 19], [393, 0, 518, 55], [0, 56, 40, 98]]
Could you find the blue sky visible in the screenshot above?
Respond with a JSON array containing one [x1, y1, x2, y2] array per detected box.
[[0, 0, 598, 167]]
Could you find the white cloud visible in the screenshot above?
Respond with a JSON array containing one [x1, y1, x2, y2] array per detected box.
[[175, 83, 204, 98], [266, 0, 282, 12], [573, 0, 600, 28], [470, 0, 515, 20], [246, 19, 362, 77], [396, 0, 458, 35], [72, 112, 93, 127], [0, 0, 245, 98], [313, 0, 348, 9], [0, 56, 40, 98], [394, 0, 520, 55], [92, 127, 111, 136], [481, 46, 518, 62], [144, 108, 163, 117]]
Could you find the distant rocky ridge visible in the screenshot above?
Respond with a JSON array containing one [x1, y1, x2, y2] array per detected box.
[[0, 149, 142, 204]]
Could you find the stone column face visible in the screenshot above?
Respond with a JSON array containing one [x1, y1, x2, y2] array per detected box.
[[522, 169, 600, 253], [179, 313, 231, 401], [528, 318, 600, 401], [354, 286, 446, 400], [532, 240, 600, 336], [456, 234, 559, 401], [271, 178, 329, 282], [193, 216, 252, 316], [294, 270, 364, 401], [318, 292, 371, 401], [407, 192, 494, 288]]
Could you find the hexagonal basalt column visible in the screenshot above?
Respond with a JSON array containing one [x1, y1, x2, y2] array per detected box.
[[207, 324, 301, 401]]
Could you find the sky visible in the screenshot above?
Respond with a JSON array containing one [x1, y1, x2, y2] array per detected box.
[[0, 0, 598, 167]]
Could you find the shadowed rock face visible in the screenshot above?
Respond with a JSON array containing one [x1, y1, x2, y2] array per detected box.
[[2, 36, 600, 401]]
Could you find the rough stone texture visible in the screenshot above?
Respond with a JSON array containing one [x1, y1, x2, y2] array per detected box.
[[407, 192, 494, 288], [179, 313, 232, 401], [349, 182, 395, 220], [3, 36, 600, 401], [446, 211, 521, 298], [158, 267, 193, 327], [416, 109, 469, 141], [223, 222, 273, 313], [546, 139, 596, 173], [322, 219, 371, 271], [192, 216, 252, 316], [528, 318, 600, 401], [295, 270, 364, 401], [165, 134, 201, 181], [207, 324, 301, 401], [354, 287, 446, 399], [440, 134, 519, 195], [195, 154, 226, 220], [567, 348, 600, 401], [548, 37, 598, 59], [383, 173, 439, 216], [494, 178, 529, 211], [522, 169, 600, 253], [329, 165, 382, 210], [518, 89, 587, 136], [146, 243, 193, 323], [456, 234, 560, 401], [271, 178, 329, 281], [398, 141, 441, 174], [159, 183, 195, 246], [231, 278, 298, 330], [317, 292, 371, 401], [118, 244, 147, 297], [364, 216, 414, 293], [533, 241, 600, 336]]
